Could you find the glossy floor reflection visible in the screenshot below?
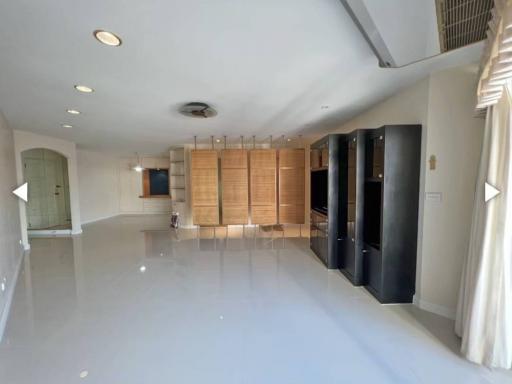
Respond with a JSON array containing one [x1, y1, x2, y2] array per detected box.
[[1, 215, 511, 383]]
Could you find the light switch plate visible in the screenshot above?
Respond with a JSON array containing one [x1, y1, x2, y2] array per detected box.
[[426, 192, 442, 202]]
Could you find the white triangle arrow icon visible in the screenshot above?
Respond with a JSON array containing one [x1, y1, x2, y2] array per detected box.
[[12, 182, 28, 202], [485, 182, 500, 203]]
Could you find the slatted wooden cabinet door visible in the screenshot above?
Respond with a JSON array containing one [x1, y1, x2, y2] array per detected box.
[[191, 150, 219, 225], [249, 149, 277, 225], [279, 149, 305, 224], [221, 149, 248, 224]]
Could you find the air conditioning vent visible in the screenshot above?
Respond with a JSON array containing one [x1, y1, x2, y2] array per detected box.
[[436, 0, 494, 52], [179, 102, 217, 118]]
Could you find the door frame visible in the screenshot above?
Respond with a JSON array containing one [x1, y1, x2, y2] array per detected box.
[[13, 132, 82, 250], [22, 149, 71, 231]]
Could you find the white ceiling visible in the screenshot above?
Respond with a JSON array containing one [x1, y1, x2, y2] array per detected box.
[[0, 0, 482, 155], [361, 0, 441, 66]]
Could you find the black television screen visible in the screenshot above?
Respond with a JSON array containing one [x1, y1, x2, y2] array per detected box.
[[311, 169, 328, 214], [149, 169, 169, 195]]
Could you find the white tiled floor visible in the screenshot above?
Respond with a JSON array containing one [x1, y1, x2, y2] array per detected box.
[[1, 215, 511, 383]]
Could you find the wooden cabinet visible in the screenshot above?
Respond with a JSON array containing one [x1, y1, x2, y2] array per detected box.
[[191, 169, 218, 205], [221, 149, 248, 224], [279, 149, 305, 224], [193, 206, 219, 226], [191, 150, 219, 225], [250, 149, 277, 225], [190, 147, 306, 228]]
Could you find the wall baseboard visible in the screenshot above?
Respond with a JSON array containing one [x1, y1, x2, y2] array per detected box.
[[0, 248, 24, 342], [81, 213, 120, 226], [413, 294, 456, 320], [82, 213, 171, 226], [119, 212, 170, 216], [28, 229, 72, 237]]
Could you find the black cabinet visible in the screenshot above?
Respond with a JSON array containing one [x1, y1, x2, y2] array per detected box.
[[339, 130, 366, 285], [363, 245, 382, 293], [310, 126, 421, 303], [310, 134, 344, 269], [362, 125, 421, 303], [310, 210, 328, 264]]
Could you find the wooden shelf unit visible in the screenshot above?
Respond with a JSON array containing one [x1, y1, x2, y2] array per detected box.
[[278, 148, 305, 224], [221, 149, 249, 225], [249, 149, 277, 225], [191, 150, 219, 225], [170, 148, 186, 202]]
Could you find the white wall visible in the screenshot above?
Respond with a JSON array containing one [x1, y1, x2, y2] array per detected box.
[[0, 112, 23, 338], [77, 149, 120, 224], [328, 64, 483, 318], [13, 130, 82, 246], [418, 65, 483, 318]]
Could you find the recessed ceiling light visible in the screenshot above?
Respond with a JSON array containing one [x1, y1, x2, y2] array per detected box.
[[139, 265, 146, 273], [216, 139, 221, 143], [61, 124, 73, 128], [67, 109, 81, 115], [74, 84, 94, 93], [93, 30, 122, 46]]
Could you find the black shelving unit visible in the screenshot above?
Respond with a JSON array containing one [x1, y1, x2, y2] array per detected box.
[[310, 125, 421, 304], [310, 134, 344, 269], [362, 125, 421, 303], [339, 129, 366, 285]]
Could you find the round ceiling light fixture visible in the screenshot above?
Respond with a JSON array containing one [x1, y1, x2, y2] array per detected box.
[[179, 102, 217, 118], [67, 109, 81, 115], [93, 30, 122, 46], [74, 84, 94, 93]]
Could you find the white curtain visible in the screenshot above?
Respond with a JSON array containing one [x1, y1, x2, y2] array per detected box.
[[455, 84, 512, 368]]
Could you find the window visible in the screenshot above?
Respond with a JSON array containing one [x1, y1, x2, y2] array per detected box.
[[142, 169, 169, 197]]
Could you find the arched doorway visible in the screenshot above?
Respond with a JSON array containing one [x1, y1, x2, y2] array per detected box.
[[22, 148, 71, 230]]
